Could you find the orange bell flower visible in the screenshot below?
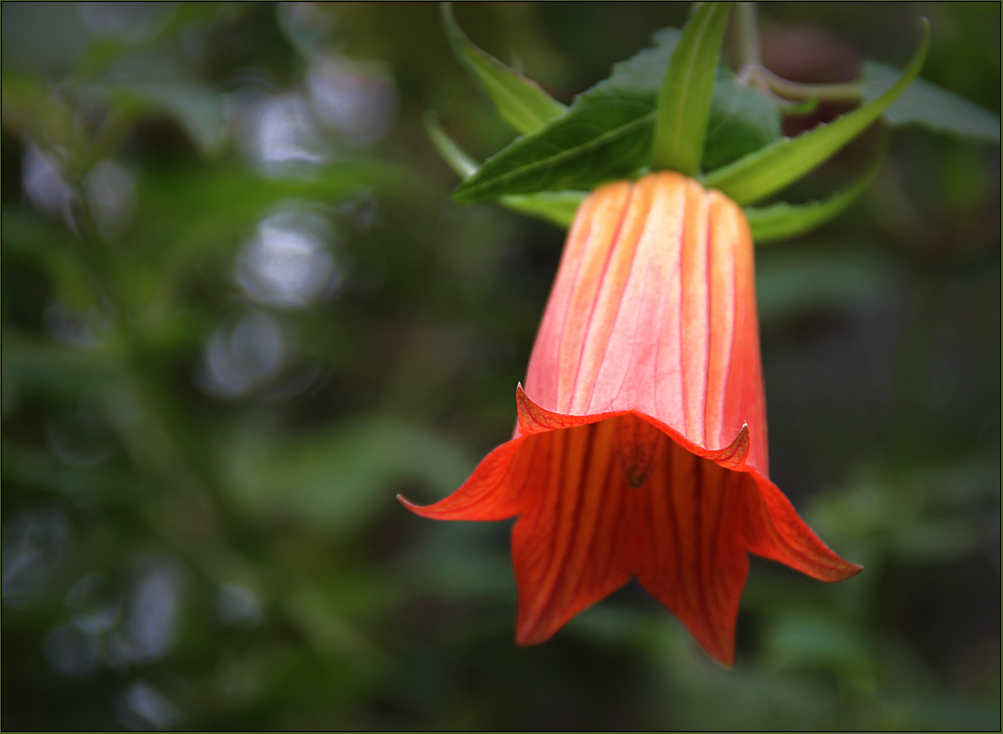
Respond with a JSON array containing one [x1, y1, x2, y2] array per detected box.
[[401, 171, 861, 666]]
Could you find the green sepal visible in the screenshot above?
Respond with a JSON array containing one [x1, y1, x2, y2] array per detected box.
[[651, 2, 732, 175], [424, 113, 584, 228], [704, 19, 929, 205], [745, 134, 887, 243], [451, 27, 780, 204], [424, 111, 478, 178], [442, 3, 566, 135]]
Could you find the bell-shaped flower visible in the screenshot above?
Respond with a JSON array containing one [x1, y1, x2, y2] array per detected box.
[[401, 171, 861, 666]]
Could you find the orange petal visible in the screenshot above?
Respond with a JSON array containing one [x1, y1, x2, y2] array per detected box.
[[406, 170, 863, 668], [515, 383, 618, 435], [398, 438, 526, 521], [743, 474, 863, 582], [509, 412, 757, 666], [511, 418, 635, 645], [521, 173, 768, 473], [635, 435, 752, 667], [517, 384, 751, 470]]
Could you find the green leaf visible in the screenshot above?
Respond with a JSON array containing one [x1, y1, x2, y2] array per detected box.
[[703, 20, 930, 205], [861, 60, 1000, 142], [424, 113, 585, 228], [651, 2, 732, 175], [453, 27, 781, 203], [745, 135, 887, 243], [702, 74, 782, 170], [442, 2, 565, 135]]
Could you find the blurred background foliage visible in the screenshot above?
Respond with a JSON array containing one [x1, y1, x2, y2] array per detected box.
[[1, 2, 998, 730]]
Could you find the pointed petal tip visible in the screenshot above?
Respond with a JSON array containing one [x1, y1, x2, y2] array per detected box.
[[827, 559, 865, 582], [515, 383, 605, 433], [748, 475, 868, 583], [711, 649, 735, 669], [688, 626, 737, 669], [709, 424, 751, 469], [514, 629, 536, 647], [514, 619, 548, 647], [798, 545, 864, 583], [399, 492, 483, 521], [397, 493, 432, 517]]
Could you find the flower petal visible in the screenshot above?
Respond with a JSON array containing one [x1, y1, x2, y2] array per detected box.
[[511, 418, 635, 645], [515, 382, 617, 435], [522, 173, 769, 474], [406, 169, 862, 668], [516, 383, 750, 469], [744, 474, 863, 582], [635, 436, 752, 667], [398, 438, 527, 521], [509, 411, 757, 666]]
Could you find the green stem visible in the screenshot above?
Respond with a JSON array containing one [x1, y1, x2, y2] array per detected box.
[[734, 2, 761, 68], [759, 68, 862, 102], [651, 1, 733, 175], [732, 2, 863, 105]]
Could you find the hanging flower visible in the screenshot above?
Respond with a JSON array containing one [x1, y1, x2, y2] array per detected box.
[[401, 172, 861, 666]]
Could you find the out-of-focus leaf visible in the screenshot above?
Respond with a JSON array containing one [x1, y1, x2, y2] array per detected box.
[[110, 80, 226, 154], [137, 161, 405, 269], [402, 523, 513, 601], [2, 441, 131, 502], [452, 26, 782, 202], [441, 3, 565, 135], [637, 615, 839, 731], [861, 61, 1001, 142], [0, 2, 92, 75], [144, 163, 402, 225], [2, 206, 73, 261], [746, 135, 887, 243], [809, 457, 998, 564], [1, 209, 102, 310], [76, 3, 223, 76], [651, 2, 731, 174], [284, 585, 388, 662], [888, 698, 1002, 731], [755, 247, 895, 324], [1, 332, 119, 398], [703, 21, 930, 205], [1, 71, 75, 149], [226, 419, 474, 535], [764, 610, 875, 683]]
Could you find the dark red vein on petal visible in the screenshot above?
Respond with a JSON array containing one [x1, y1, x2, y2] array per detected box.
[[530, 423, 596, 640]]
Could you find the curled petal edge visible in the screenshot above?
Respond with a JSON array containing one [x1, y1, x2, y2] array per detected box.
[[514, 384, 751, 470], [399, 386, 861, 584]]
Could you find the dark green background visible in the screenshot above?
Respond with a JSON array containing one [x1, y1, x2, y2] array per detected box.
[[2, 2, 999, 730]]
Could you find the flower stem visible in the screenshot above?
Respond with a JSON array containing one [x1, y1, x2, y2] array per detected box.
[[734, 2, 761, 68], [759, 68, 862, 102], [651, 1, 732, 175], [733, 2, 863, 105]]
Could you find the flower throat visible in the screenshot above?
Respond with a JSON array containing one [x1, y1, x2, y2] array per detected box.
[[613, 415, 665, 488]]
